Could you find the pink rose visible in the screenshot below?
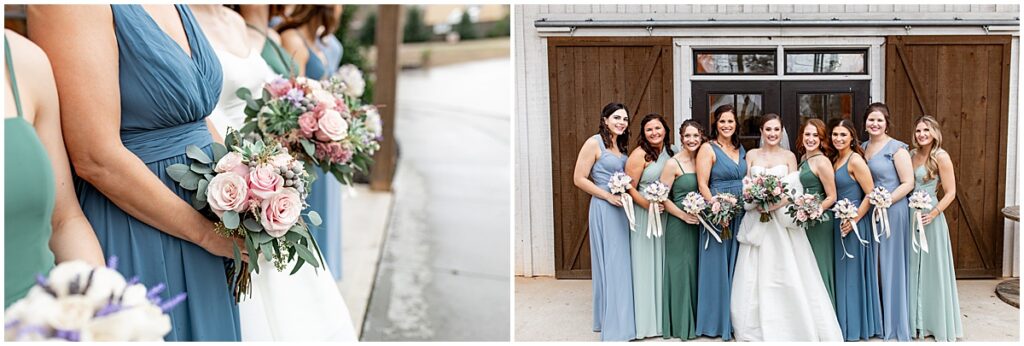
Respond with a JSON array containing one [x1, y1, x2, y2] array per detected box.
[[259, 188, 303, 237], [206, 172, 250, 217], [270, 153, 293, 169], [248, 164, 284, 200], [711, 203, 722, 213], [266, 78, 293, 98], [214, 152, 250, 179], [298, 112, 318, 138], [773, 186, 782, 195], [315, 109, 349, 142]]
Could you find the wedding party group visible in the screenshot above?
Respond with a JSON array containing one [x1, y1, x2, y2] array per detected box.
[[575, 102, 963, 341], [4, 4, 382, 341]]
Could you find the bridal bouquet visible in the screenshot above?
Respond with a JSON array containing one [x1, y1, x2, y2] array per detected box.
[[785, 193, 828, 229], [681, 192, 722, 249], [908, 190, 933, 253], [166, 131, 324, 301], [607, 171, 636, 231], [832, 199, 868, 259], [236, 69, 382, 186], [867, 186, 893, 243], [642, 181, 670, 238], [743, 173, 792, 222], [4, 257, 184, 341], [705, 193, 742, 241]]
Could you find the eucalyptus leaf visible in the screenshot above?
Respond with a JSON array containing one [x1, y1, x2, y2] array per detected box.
[[186, 145, 212, 164], [307, 211, 322, 226], [223, 211, 240, 229], [260, 242, 273, 264], [166, 164, 191, 182], [243, 218, 263, 232], [300, 140, 316, 161], [235, 87, 252, 101], [241, 121, 258, 135], [253, 230, 273, 245], [245, 235, 259, 274], [179, 171, 201, 190], [211, 143, 228, 162], [190, 162, 214, 174], [190, 195, 207, 210], [232, 242, 242, 274], [289, 257, 306, 275], [293, 245, 319, 268]]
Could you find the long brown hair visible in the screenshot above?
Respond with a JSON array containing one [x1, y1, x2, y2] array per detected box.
[[599, 102, 629, 155], [679, 119, 706, 155], [710, 104, 740, 148], [911, 115, 944, 182], [275, 5, 339, 40], [797, 118, 835, 159], [864, 102, 892, 134], [830, 119, 864, 163], [637, 113, 674, 162]]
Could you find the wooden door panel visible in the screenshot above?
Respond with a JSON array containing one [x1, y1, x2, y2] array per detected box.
[[548, 37, 673, 279]]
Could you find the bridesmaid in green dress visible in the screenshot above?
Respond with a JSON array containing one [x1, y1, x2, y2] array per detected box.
[[658, 120, 705, 340], [232, 5, 298, 76], [796, 118, 839, 309], [3, 30, 104, 307], [625, 113, 673, 339], [908, 116, 963, 341]]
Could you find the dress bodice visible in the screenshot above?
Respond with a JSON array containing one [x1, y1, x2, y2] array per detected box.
[[913, 166, 939, 203], [589, 134, 628, 193], [863, 139, 909, 191], [709, 142, 747, 192], [111, 5, 222, 163], [209, 48, 275, 136], [835, 159, 864, 204], [748, 164, 788, 178], [638, 148, 670, 190], [799, 159, 825, 197]]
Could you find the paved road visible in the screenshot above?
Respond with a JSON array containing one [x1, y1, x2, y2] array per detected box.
[[361, 58, 511, 341]]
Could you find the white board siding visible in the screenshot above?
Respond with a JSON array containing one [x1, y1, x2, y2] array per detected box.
[[514, 5, 1021, 277]]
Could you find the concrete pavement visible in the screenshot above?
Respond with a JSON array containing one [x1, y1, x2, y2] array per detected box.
[[515, 276, 1020, 342], [360, 58, 511, 341]]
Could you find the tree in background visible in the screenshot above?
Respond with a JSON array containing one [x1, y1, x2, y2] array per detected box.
[[335, 4, 374, 104], [358, 12, 376, 47], [486, 12, 510, 38], [403, 6, 430, 43], [453, 11, 477, 40]]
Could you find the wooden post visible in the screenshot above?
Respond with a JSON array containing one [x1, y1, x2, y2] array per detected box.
[[370, 5, 401, 191]]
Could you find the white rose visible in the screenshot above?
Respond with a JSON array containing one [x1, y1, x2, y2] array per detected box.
[[311, 88, 336, 105], [315, 109, 349, 142], [361, 105, 383, 137], [47, 296, 96, 332], [336, 64, 365, 98]]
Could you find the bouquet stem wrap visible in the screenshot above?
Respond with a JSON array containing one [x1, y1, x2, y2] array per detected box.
[[646, 203, 663, 238], [621, 194, 636, 232], [871, 206, 891, 243], [912, 210, 931, 253]]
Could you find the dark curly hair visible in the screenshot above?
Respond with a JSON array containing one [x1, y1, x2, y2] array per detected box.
[[598, 102, 629, 155], [710, 104, 740, 148]]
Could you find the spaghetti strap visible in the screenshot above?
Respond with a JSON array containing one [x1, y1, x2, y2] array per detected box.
[[674, 157, 684, 172], [247, 23, 295, 77], [4, 36, 24, 118]]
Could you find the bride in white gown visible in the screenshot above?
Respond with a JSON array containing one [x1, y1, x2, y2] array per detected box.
[[192, 5, 356, 341], [730, 114, 842, 341]]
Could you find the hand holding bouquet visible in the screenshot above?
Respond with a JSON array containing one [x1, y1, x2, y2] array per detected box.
[[743, 173, 791, 222], [607, 171, 636, 231], [642, 181, 670, 238], [705, 193, 742, 243], [908, 190, 933, 253], [785, 193, 828, 229], [4, 257, 184, 341], [832, 199, 868, 259], [867, 186, 893, 242], [166, 131, 325, 301]]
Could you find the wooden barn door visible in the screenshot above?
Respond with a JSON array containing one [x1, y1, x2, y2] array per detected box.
[[885, 35, 1011, 278], [547, 37, 673, 279]]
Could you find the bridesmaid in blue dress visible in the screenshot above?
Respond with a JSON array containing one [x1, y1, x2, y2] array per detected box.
[[279, 6, 344, 279], [573, 102, 636, 341], [694, 104, 746, 340], [28, 5, 240, 340], [830, 120, 883, 340], [861, 103, 915, 341]]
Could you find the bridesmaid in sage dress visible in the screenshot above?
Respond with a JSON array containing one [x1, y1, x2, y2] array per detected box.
[[574, 102, 635, 341], [30, 4, 241, 340], [908, 116, 963, 341], [796, 119, 838, 309], [830, 120, 883, 340], [625, 113, 673, 339], [861, 103, 914, 341], [695, 104, 746, 340], [280, 6, 345, 279], [659, 120, 705, 340], [231, 5, 298, 77]]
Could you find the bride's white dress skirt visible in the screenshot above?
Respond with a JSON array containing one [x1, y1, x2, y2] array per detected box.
[[730, 166, 843, 341]]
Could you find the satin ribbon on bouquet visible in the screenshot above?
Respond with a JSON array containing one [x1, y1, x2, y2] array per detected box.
[[620, 193, 637, 232], [871, 206, 892, 243], [699, 216, 723, 250], [646, 203, 663, 238], [911, 210, 931, 253], [837, 218, 870, 259]]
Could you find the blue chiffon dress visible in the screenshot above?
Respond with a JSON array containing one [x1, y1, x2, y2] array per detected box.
[[74, 5, 239, 341], [586, 134, 636, 341], [695, 142, 745, 340], [833, 156, 883, 341], [863, 139, 912, 341]]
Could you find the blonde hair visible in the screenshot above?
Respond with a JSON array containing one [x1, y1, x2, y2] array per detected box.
[[911, 115, 943, 182]]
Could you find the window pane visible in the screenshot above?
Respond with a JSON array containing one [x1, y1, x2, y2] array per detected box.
[[708, 93, 763, 150], [696, 51, 776, 74], [798, 93, 853, 126], [785, 51, 866, 74]]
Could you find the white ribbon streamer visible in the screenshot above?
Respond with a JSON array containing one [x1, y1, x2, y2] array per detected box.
[[871, 206, 891, 243], [621, 194, 636, 232], [646, 203, 664, 238], [912, 211, 931, 254], [839, 219, 856, 259], [699, 216, 723, 250]]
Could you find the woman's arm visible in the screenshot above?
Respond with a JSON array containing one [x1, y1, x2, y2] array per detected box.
[[696, 143, 715, 201], [891, 147, 915, 201], [849, 155, 875, 223], [626, 148, 651, 209], [279, 29, 308, 77], [572, 137, 618, 206], [28, 5, 245, 261], [926, 151, 957, 225], [812, 156, 838, 211], [10, 31, 105, 266]]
